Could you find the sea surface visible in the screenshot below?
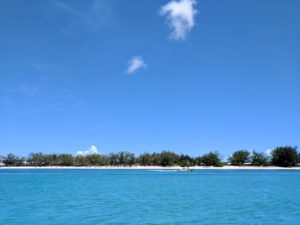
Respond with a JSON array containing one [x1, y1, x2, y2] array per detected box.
[[0, 169, 300, 225]]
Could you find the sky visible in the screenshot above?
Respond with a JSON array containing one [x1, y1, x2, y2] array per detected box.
[[0, 0, 299, 158]]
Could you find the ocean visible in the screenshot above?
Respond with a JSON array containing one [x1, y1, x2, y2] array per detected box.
[[0, 169, 299, 225]]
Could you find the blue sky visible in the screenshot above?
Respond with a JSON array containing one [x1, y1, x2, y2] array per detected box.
[[0, 0, 299, 158]]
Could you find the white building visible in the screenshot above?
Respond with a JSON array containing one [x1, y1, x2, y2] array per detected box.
[[22, 161, 31, 166]]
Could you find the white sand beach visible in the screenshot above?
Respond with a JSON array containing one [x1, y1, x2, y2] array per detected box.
[[1, 166, 300, 170]]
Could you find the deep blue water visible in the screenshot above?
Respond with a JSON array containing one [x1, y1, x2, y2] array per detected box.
[[0, 169, 300, 225]]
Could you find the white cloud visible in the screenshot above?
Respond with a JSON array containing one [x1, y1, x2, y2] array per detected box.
[[127, 56, 147, 74], [160, 0, 197, 40], [265, 149, 272, 156], [77, 145, 99, 156]]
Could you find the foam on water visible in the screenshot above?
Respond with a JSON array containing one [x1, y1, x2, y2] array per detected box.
[[147, 169, 178, 172]]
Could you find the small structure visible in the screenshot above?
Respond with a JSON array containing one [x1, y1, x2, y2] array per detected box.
[[22, 161, 31, 166], [243, 162, 252, 166], [0, 162, 5, 167]]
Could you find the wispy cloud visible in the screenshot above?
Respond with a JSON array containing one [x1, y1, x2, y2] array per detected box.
[[48, 90, 89, 112], [54, 0, 82, 15], [14, 83, 41, 97], [77, 145, 99, 156], [50, 0, 112, 33], [127, 56, 147, 74], [4, 74, 89, 113], [160, 0, 197, 40]]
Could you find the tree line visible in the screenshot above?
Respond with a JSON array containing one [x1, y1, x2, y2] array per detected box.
[[0, 146, 299, 168]]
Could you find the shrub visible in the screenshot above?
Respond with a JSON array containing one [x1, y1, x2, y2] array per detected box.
[[271, 146, 298, 167], [251, 151, 268, 166], [200, 152, 221, 167], [229, 150, 250, 166]]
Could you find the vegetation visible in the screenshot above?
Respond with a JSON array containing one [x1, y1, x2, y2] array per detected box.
[[138, 153, 153, 166], [271, 146, 298, 167], [75, 154, 109, 166], [0, 146, 299, 167], [199, 152, 221, 167], [229, 150, 251, 166], [177, 154, 195, 167], [160, 151, 179, 166], [2, 153, 24, 166], [251, 151, 269, 166]]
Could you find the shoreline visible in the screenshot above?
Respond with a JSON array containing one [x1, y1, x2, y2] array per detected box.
[[1, 166, 300, 170]]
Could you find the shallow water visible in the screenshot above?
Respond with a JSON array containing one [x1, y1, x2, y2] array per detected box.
[[0, 169, 300, 225]]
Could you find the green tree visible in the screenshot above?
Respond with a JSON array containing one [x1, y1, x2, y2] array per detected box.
[[56, 154, 74, 166], [194, 156, 202, 166], [123, 151, 135, 166], [251, 151, 268, 166], [178, 154, 194, 167], [97, 155, 110, 166], [28, 153, 49, 166], [84, 154, 110, 166], [271, 146, 298, 167], [201, 152, 221, 167], [151, 153, 162, 166], [229, 150, 250, 166], [85, 154, 101, 166], [3, 154, 23, 166], [159, 151, 178, 166], [108, 153, 119, 166], [114, 151, 136, 166], [48, 154, 58, 165], [138, 153, 152, 166], [74, 155, 88, 166]]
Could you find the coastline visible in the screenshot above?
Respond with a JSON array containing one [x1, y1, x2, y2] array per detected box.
[[1, 166, 300, 170]]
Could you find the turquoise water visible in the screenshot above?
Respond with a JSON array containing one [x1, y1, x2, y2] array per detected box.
[[0, 170, 300, 225]]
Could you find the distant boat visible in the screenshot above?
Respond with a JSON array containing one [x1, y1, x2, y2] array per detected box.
[[182, 167, 193, 172]]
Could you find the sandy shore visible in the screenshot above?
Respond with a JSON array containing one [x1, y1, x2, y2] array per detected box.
[[1, 166, 300, 170]]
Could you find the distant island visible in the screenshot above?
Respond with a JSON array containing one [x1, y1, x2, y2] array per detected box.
[[1, 146, 299, 169]]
